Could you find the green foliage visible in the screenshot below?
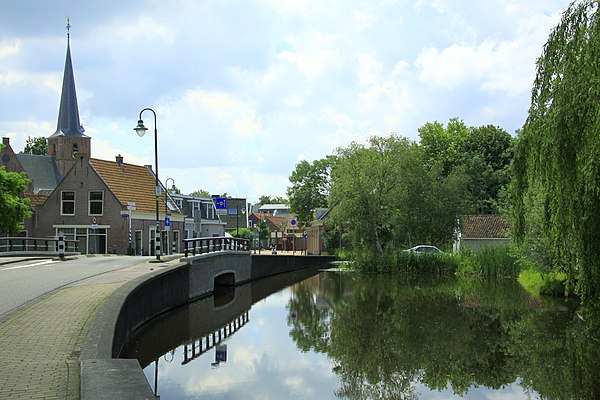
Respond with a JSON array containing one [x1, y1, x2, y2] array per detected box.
[[287, 155, 336, 228], [21, 136, 48, 155], [518, 269, 570, 298], [0, 166, 32, 235], [257, 218, 269, 241], [511, 0, 600, 306], [257, 195, 288, 205], [419, 118, 514, 214], [454, 246, 519, 279], [188, 189, 210, 197], [230, 227, 253, 238], [330, 134, 469, 254], [352, 250, 458, 275]]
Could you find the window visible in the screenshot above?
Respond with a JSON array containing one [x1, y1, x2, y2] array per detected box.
[[89, 191, 104, 215], [72, 143, 78, 159], [61, 191, 75, 215], [205, 202, 215, 219]]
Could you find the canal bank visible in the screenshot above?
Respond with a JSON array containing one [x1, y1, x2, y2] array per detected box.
[[80, 253, 334, 399]]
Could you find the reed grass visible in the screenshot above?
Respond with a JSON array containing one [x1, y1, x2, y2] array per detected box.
[[453, 245, 518, 278]]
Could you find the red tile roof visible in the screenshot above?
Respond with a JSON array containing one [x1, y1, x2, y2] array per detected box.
[[89, 158, 159, 214], [461, 214, 510, 238]]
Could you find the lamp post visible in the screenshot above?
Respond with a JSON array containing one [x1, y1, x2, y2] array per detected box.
[[134, 108, 161, 261], [165, 178, 175, 255]]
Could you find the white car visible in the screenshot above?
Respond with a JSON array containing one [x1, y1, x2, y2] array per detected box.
[[404, 245, 444, 255]]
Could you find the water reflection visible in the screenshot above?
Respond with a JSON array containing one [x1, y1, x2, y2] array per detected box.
[[122, 270, 600, 399]]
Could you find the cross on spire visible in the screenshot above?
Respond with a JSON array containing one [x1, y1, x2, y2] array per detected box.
[[66, 17, 71, 42]]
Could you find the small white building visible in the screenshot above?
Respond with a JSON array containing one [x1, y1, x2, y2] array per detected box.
[[454, 214, 510, 252]]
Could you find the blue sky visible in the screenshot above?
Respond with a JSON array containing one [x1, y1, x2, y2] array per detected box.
[[0, 0, 569, 202]]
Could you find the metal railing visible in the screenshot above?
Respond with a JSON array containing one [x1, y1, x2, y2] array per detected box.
[[0, 236, 79, 254], [183, 236, 250, 257]]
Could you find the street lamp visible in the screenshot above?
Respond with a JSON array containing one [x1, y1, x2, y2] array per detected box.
[[134, 108, 161, 261], [165, 178, 175, 255]]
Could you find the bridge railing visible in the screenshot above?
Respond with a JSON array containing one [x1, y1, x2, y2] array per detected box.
[[0, 236, 79, 254], [183, 236, 250, 257]]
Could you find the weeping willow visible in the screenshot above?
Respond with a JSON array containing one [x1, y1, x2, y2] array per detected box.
[[512, 0, 600, 306]]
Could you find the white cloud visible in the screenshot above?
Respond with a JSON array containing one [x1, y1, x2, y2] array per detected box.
[[0, 40, 19, 58]]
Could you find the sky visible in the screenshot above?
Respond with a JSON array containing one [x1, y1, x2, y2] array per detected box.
[[0, 0, 570, 203]]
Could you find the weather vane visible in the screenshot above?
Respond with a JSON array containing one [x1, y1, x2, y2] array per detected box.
[[66, 16, 71, 41]]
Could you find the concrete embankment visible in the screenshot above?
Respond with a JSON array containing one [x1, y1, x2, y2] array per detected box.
[[80, 253, 334, 399]]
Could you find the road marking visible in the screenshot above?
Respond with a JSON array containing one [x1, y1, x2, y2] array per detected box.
[[0, 259, 59, 271]]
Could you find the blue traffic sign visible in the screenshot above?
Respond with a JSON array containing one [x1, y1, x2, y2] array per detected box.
[[164, 217, 171, 227], [215, 197, 227, 209]]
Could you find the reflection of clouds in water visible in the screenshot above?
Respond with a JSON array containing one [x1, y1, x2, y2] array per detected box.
[[150, 286, 339, 399]]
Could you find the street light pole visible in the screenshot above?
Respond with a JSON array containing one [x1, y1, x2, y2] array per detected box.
[[134, 108, 161, 261]]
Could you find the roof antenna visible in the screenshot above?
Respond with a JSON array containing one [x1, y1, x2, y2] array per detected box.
[[66, 16, 71, 43]]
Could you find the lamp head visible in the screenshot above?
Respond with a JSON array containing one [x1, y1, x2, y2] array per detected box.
[[134, 120, 148, 137]]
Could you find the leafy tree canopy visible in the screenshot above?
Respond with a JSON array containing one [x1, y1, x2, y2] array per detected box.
[[188, 189, 210, 198], [257, 195, 288, 205], [0, 163, 32, 235], [419, 118, 514, 213], [511, 0, 600, 305], [21, 136, 48, 155], [287, 155, 336, 228], [329, 134, 468, 254]]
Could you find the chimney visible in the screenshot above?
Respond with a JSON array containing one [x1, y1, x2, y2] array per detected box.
[[115, 154, 124, 167], [2, 137, 9, 146]]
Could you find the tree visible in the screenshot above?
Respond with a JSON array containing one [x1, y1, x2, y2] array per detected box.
[[189, 189, 210, 197], [511, 0, 600, 305], [419, 119, 514, 214], [256, 195, 288, 205], [0, 165, 32, 235], [330, 134, 470, 254], [21, 136, 48, 155], [287, 155, 336, 227]]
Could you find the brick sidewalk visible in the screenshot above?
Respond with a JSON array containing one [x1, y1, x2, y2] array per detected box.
[[0, 283, 123, 399], [0, 256, 181, 399]]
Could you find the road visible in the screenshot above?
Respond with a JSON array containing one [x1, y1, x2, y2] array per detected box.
[[0, 256, 152, 317]]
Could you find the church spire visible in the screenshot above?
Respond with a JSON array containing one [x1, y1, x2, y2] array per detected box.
[[50, 17, 86, 138]]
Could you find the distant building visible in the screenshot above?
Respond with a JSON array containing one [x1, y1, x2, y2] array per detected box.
[[217, 197, 248, 233], [454, 214, 511, 252], [257, 203, 290, 216], [170, 193, 225, 238]]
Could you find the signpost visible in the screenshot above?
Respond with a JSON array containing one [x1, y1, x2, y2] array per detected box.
[[127, 202, 136, 255]]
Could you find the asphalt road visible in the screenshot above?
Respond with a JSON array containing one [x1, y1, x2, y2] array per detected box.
[[0, 256, 152, 317]]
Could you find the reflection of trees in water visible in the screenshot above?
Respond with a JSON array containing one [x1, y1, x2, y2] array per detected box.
[[287, 273, 600, 399]]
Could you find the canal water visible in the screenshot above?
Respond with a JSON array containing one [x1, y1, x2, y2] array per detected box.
[[120, 267, 600, 399]]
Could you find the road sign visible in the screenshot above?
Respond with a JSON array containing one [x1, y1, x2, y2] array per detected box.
[[302, 231, 308, 238], [215, 197, 227, 209], [127, 201, 136, 211], [290, 218, 297, 228], [164, 217, 171, 227]]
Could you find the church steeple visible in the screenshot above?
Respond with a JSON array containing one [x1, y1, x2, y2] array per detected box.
[[47, 18, 91, 176], [50, 17, 86, 138]]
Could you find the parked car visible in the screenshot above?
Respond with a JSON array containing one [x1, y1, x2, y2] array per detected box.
[[404, 245, 445, 255]]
